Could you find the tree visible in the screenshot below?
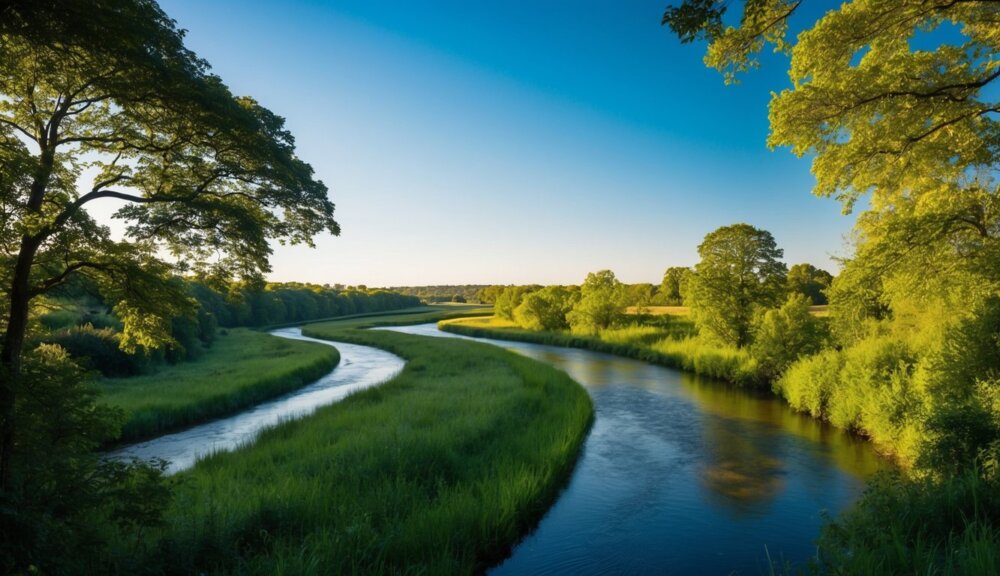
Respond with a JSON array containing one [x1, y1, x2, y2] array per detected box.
[[786, 263, 833, 305], [658, 266, 692, 305], [567, 270, 626, 335], [686, 224, 786, 347], [513, 285, 578, 331], [663, 0, 1000, 324], [0, 0, 338, 491]]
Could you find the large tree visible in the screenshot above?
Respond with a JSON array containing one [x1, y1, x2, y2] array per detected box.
[[687, 224, 786, 347], [0, 0, 338, 489], [567, 270, 626, 334], [663, 0, 999, 315]]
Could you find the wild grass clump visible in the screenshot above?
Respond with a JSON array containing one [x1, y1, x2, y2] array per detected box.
[[818, 469, 1000, 575], [99, 329, 339, 443], [648, 336, 761, 387], [119, 322, 592, 575]]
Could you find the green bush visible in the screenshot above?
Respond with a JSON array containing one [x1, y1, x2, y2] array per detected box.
[[750, 294, 826, 380], [775, 348, 843, 418], [45, 324, 151, 377]]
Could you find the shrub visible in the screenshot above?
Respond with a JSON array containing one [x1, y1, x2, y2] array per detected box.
[[45, 324, 151, 377], [751, 293, 827, 380], [775, 348, 843, 418]]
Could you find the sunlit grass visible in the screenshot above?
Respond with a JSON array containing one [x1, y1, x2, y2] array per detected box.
[[441, 316, 762, 387], [119, 314, 592, 575], [98, 329, 339, 442]]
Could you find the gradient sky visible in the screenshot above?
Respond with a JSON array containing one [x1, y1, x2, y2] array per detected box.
[[149, 0, 855, 286]]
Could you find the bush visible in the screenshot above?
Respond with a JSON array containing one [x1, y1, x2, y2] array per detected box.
[[513, 286, 577, 331], [45, 324, 151, 377], [775, 348, 843, 418], [751, 294, 827, 380], [2, 344, 172, 575]]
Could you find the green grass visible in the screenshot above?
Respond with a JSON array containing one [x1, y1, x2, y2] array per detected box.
[[441, 316, 764, 388], [817, 469, 1000, 575], [117, 313, 592, 575], [261, 304, 493, 330], [98, 329, 340, 443]]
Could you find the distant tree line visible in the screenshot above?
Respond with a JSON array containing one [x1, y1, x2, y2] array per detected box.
[[39, 277, 420, 377], [390, 285, 489, 303]]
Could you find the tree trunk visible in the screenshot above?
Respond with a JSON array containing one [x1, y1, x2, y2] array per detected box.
[[0, 236, 38, 492]]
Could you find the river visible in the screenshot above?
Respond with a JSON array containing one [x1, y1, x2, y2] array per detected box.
[[379, 323, 887, 576], [107, 327, 404, 473]]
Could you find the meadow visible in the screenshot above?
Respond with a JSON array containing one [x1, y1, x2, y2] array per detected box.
[[441, 315, 764, 387], [99, 311, 592, 575], [98, 329, 339, 443]]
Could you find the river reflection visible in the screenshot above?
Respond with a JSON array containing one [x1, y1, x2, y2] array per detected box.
[[380, 324, 887, 575]]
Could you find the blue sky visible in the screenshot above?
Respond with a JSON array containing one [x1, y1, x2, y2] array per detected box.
[[155, 0, 854, 286]]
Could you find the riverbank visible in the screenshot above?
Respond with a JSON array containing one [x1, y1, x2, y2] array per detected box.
[[112, 312, 592, 574], [439, 317, 1000, 575], [440, 316, 763, 387], [98, 328, 340, 443]]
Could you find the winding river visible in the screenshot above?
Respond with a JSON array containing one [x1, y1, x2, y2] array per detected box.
[[379, 323, 887, 576], [107, 328, 404, 473], [111, 322, 886, 574]]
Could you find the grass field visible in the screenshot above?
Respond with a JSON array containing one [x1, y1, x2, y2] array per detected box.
[[98, 328, 340, 443], [441, 315, 764, 388], [113, 310, 592, 575]]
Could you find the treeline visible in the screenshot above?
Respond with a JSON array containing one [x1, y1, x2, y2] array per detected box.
[[40, 278, 420, 377], [474, 264, 831, 311], [389, 285, 489, 303], [483, 222, 1000, 476]]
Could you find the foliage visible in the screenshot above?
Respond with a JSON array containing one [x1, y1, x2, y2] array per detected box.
[[686, 224, 787, 347], [750, 293, 827, 380], [513, 285, 578, 331], [390, 285, 489, 303], [45, 323, 152, 377], [785, 263, 832, 305], [493, 285, 542, 320], [567, 270, 626, 335], [1, 344, 172, 574], [818, 469, 1000, 576], [657, 266, 692, 306]]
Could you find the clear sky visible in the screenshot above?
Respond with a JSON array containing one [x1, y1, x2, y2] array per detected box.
[[152, 0, 855, 286]]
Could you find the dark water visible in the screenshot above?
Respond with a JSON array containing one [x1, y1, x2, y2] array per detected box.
[[380, 324, 887, 576], [108, 328, 404, 473]]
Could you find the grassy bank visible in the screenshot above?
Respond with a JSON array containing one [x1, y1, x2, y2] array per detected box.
[[99, 329, 340, 443], [113, 312, 592, 575], [440, 316, 763, 387]]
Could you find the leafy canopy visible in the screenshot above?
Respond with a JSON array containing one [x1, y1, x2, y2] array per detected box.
[[686, 223, 786, 347], [0, 0, 339, 350]]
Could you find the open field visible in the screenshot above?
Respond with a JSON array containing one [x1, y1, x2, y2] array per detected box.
[[113, 311, 592, 574], [98, 329, 340, 443]]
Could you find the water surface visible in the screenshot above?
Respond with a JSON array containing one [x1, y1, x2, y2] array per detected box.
[[380, 323, 886, 576], [108, 328, 404, 473]]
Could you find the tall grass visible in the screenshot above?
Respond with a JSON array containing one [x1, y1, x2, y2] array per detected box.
[[98, 329, 339, 442], [112, 318, 592, 575], [817, 469, 1000, 575], [441, 316, 764, 388]]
